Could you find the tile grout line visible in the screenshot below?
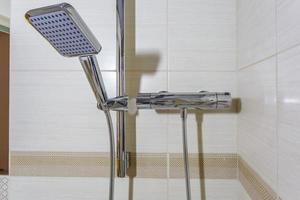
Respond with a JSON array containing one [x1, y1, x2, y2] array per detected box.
[[166, 1, 170, 199], [10, 69, 237, 73], [235, 0, 240, 183], [238, 40, 300, 72], [275, 0, 280, 199]]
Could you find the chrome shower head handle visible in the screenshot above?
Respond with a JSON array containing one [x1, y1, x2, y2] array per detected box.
[[79, 55, 108, 110], [25, 3, 108, 108]]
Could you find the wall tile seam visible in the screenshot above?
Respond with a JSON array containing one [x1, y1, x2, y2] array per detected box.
[[166, 1, 170, 199], [9, 69, 238, 73], [274, 0, 279, 199], [238, 41, 300, 72], [235, 0, 240, 183], [238, 54, 277, 71]]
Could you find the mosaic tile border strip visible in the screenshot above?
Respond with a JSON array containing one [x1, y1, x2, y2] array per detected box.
[[238, 156, 278, 200], [170, 153, 237, 179], [0, 177, 8, 200], [10, 152, 237, 179]]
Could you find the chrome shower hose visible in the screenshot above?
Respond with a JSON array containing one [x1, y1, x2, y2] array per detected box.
[[104, 110, 115, 200]]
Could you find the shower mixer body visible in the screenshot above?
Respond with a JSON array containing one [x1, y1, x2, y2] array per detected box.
[[105, 91, 232, 111]]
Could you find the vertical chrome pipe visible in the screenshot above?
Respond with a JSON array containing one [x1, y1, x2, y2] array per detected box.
[[116, 0, 127, 177], [181, 108, 192, 200]]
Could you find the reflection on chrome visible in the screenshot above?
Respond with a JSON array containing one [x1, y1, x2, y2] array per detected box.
[[105, 91, 232, 111]]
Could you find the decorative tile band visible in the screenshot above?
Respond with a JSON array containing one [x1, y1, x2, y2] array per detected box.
[[169, 153, 237, 179], [10, 151, 237, 179], [238, 156, 278, 200], [0, 177, 8, 200]]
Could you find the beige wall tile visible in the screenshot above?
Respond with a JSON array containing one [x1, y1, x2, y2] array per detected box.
[[237, 57, 277, 190], [237, 0, 276, 68], [277, 45, 300, 200], [277, 0, 300, 52]]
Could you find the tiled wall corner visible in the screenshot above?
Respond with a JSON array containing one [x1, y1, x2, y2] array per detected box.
[[237, 57, 277, 191], [238, 0, 300, 199], [238, 157, 277, 200]]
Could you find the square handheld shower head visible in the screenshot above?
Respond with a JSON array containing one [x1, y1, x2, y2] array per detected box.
[[26, 3, 108, 109], [25, 3, 101, 57]]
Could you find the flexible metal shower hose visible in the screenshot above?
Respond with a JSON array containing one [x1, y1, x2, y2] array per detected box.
[[181, 108, 191, 200], [104, 111, 115, 200]]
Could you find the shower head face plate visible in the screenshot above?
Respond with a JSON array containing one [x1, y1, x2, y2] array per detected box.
[[25, 3, 101, 57]]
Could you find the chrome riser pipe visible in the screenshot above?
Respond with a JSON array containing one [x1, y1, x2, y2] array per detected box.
[[116, 0, 128, 178]]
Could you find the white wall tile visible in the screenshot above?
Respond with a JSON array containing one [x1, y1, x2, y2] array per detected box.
[[134, 0, 167, 25], [277, 0, 300, 52], [168, 72, 237, 153], [10, 71, 116, 152], [9, 177, 167, 200], [131, 178, 168, 200], [168, 0, 236, 71], [237, 0, 276, 68], [168, 179, 240, 200], [237, 57, 277, 190], [9, 177, 111, 200], [277, 45, 300, 200]]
